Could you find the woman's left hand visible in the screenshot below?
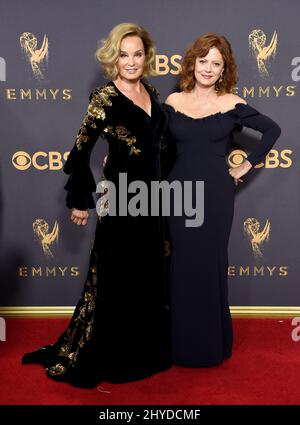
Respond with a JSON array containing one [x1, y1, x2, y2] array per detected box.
[[228, 159, 253, 185]]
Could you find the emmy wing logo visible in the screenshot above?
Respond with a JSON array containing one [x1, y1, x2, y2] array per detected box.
[[248, 29, 278, 77], [33, 219, 59, 257], [244, 218, 271, 257], [20, 32, 49, 80]]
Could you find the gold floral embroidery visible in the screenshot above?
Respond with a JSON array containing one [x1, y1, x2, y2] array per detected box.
[[49, 252, 98, 376], [88, 85, 118, 120], [57, 328, 76, 357], [68, 352, 77, 361], [46, 363, 67, 377], [103, 125, 141, 156], [75, 85, 118, 151], [143, 81, 160, 97]]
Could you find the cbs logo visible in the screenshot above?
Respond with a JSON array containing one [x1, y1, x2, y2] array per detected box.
[[227, 149, 292, 168], [155, 54, 182, 75], [12, 151, 69, 170]]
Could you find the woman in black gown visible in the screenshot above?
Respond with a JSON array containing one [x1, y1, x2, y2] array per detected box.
[[163, 33, 281, 367], [22, 23, 171, 388]]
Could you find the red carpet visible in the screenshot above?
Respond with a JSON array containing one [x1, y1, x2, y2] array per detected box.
[[0, 318, 300, 405]]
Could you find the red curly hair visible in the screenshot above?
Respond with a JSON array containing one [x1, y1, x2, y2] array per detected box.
[[180, 33, 238, 95]]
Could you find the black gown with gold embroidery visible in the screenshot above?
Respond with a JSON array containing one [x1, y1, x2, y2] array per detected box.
[[22, 81, 172, 388]]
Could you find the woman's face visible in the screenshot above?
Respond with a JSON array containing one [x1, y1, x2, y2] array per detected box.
[[117, 35, 146, 81], [194, 47, 224, 88]]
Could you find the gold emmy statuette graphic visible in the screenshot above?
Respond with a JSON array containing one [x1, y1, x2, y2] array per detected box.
[[248, 29, 277, 77], [33, 219, 59, 257], [244, 218, 271, 257], [20, 32, 49, 80]]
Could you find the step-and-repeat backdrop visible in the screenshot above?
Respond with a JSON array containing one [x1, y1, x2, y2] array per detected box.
[[0, 0, 298, 310]]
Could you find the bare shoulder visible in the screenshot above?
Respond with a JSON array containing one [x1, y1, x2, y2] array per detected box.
[[220, 93, 247, 110], [165, 92, 184, 108], [230, 93, 247, 105]]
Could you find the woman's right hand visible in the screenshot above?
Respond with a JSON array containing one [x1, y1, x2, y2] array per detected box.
[[228, 159, 253, 185], [71, 208, 89, 226]]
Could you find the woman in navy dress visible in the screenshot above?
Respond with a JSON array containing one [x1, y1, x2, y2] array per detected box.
[[164, 33, 281, 367]]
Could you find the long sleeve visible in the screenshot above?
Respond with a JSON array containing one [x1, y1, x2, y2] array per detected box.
[[234, 103, 281, 167], [63, 88, 111, 210]]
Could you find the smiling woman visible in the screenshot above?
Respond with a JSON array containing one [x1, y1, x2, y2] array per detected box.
[[97, 27, 156, 118], [95, 22, 157, 80], [163, 32, 281, 368], [114, 35, 153, 117], [22, 22, 172, 388]]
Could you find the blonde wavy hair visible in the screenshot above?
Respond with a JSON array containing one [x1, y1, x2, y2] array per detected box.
[[95, 23, 157, 80]]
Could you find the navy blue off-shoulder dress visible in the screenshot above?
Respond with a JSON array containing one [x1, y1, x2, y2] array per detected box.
[[163, 102, 281, 367], [22, 81, 172, 388]]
